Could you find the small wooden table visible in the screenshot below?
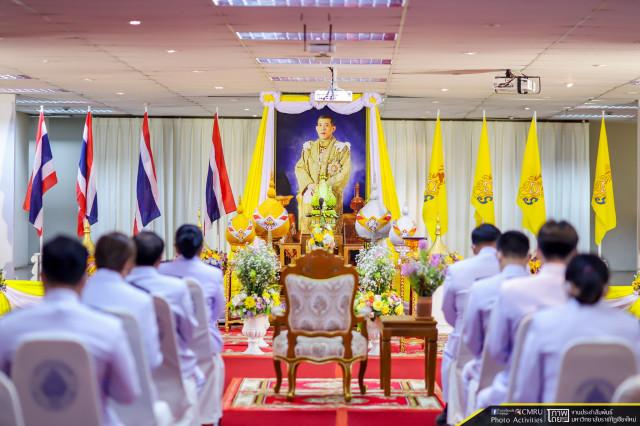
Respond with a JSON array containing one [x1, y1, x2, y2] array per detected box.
[[379, 316, 438, 396]]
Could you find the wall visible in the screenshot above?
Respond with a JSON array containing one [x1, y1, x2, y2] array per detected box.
[[589, 120, 637, 272], [13, 112, 29, 269]]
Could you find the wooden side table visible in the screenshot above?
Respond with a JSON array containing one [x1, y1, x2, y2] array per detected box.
[[379, 316, 438, 396]]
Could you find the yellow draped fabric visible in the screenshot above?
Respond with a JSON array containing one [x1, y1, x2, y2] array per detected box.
[[375, 105, 401, 219], [517, 117, 546, 235], [604, 286, 640, 319], [471, 117, 495, 226], [422, 116, 448, 241], [242, 105, 270, 218], [592, 116, 616, 245], [0, 280, 45, 316]]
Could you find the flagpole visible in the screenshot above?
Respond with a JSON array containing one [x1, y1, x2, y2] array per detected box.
[[39, 104, 44, 280], [597, 110, 604, 259]]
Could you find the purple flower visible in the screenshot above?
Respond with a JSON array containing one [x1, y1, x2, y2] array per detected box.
[[401, 262, 419, 277], [429, 254, 441, 268], [418, 239, 428, 250]]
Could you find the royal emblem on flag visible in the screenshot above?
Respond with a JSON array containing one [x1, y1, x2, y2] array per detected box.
[[472, 174, 494, 205], [423, 167, 445, 202], [518, 174, 544, 205], [593, 165, 611, 205]]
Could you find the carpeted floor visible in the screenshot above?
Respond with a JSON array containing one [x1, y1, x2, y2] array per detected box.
[[223, 377, 443, 426]]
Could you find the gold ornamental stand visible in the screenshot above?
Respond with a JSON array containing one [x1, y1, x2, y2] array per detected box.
[[224, 263, 243, 331]]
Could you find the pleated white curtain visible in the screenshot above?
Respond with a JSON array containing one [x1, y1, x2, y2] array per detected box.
[[92, 117, 589, 259], [382, 120, 590, 256], [92, 117, 261, 258]]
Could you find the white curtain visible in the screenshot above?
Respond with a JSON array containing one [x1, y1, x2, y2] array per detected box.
[[92, 117, 589, 259], [93, 117, 261, 257], [382, 120, 590, 257]]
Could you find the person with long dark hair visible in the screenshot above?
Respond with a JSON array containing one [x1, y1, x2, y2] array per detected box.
[[513, 254, 640, 403]]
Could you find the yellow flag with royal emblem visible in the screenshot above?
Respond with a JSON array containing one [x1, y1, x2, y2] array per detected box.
[[422, 115, 448, 241], [471, 117, 495, 226], [517, 117, 546, 235], [592, 116, 616, 245]]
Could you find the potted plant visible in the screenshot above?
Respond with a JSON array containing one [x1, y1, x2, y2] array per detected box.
[[401, 240, 448, 319], [354, 243, 399, 355], [228, 244, 281, 354]]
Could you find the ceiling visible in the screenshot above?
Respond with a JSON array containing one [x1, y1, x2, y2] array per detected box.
[[2, 0, 640, 120]]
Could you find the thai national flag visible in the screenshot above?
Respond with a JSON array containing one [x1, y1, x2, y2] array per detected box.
[[23, 109, 58, 236], [204, 112, 236, 230], [133, 111, 161, 235], [76, 108, 98, 237]]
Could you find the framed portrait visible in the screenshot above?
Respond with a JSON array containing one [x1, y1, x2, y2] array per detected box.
[[275, 107, 367, 234]]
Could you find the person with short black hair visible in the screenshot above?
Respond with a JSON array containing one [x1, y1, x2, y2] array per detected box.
[[513, 254, 640, 403], [477, 220, 580, 408], [83, 232, 162, 372], [128, 231, 201, 423], [159, 224, 226, 425], [0, 235, 140, 426], [438, 223, 502, 424], [460, 231, 530, 404]]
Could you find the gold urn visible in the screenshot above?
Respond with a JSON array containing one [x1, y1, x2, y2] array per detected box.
[[252, 172, 290, 241], [226, 196, 256, 251]]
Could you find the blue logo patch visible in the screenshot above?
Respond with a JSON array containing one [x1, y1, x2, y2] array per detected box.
[[30, 361, 78, 411]]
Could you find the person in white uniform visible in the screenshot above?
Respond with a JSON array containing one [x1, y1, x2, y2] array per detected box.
[[513, 254, 640, 403], [159, 224, 225, 424], [461, 231, 530, 400], [476, 220, 579, 408], [83, 232, 163, 372], [0, 236, 140, 426], [437, 224, 501, 425], [128, 231, 201, 423]]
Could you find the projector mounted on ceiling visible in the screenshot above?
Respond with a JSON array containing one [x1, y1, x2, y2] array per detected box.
[[314, 66, 353, 102], [494, 69, 541, 94]]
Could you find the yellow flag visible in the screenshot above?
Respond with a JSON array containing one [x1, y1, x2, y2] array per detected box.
[[517, 117, 546, 235], [422, 116, 448, 240], [592, 116, 616, 245], [471, 117, 495, 226]]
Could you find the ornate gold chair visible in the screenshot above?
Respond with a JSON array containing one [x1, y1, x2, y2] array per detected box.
[[272, 249, 368, 402]]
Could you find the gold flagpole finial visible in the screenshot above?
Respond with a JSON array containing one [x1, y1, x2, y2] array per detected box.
[[81, 218, 95, 255]]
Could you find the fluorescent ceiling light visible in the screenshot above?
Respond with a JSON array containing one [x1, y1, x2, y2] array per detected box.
[[214, 0, 403, 7], [270, 76, 386, 82], [257, 58, 392, 65], [0, 75, 31, 79], [554, 114, 636, 119], [29, 109, 119, 114], [574, 105, 637, 110], [238, 32, 396, 41], [0, 88, 66, 93], [17, 100, 96, 104]]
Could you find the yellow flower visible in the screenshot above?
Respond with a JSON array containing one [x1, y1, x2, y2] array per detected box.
[[314, 233, 323, 242], [372, 300, 383, 311], [356, 302, 365, 312], [394, 305, 404, 315], [262, 292, 270, 299], [244, 296, 256, 309], [272, 294, 280, 305], [382, 306, 389, 314]]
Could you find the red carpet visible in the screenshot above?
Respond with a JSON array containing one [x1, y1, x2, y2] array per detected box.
[[223, 377, 443, 426]]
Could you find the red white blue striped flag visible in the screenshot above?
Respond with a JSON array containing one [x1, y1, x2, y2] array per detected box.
[[204, 112, 235, 230], [76, 108, 98, 237], [23, 109, 58, 236], [133, 111, 161, 235]]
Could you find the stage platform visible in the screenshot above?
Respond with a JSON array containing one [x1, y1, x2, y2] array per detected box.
[[220, 327, 445, 425]]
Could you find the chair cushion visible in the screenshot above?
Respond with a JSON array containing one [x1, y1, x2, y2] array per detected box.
[[273, 331, 367, 361], [285, 274, 354, 333]]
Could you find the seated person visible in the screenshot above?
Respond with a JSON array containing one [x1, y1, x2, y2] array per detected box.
[[477, 220, 578, 408], [128, 231, 201, 422], [83, 232, 162, 372], [513, 254, 640, 403], [0, 236, 140, 426], [461, 231, 530, 397], [159, 224, 225, 424]]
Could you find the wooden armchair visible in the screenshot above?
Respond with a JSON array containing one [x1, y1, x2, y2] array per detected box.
[[272, 249, 368, 402]]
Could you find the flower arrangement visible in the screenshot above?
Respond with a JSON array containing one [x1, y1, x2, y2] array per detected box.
[[201, 249, 228, 274], [354, 290, 404, 319], [307, 223, 336, 252], [86, 255, 97, 276], [228, 284, 282, 319], [401, 240, 448, 297], [0, 268, 6, 293], [227, 244, 281, 319], [529, 255, 541, 275], [355, 243, 396, 294], [633, 271, 640, 295]]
